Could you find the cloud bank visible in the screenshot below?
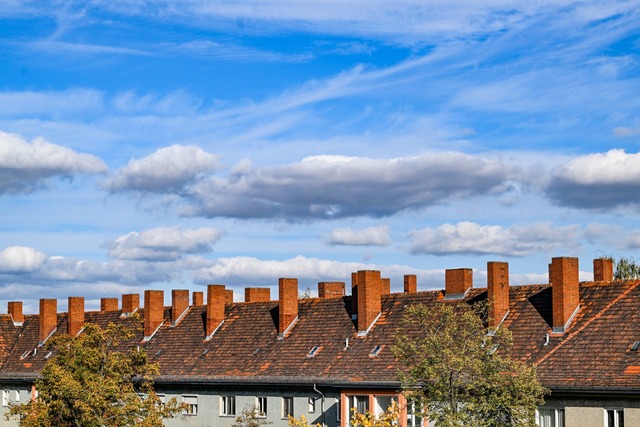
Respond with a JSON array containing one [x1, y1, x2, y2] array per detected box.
[[326, 226, 391, 246]]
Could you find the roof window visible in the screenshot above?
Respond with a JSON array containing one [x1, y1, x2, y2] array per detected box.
[[307, 346, 320, 358], [631, 341, 640, 352], [369, 345, 382, 357]]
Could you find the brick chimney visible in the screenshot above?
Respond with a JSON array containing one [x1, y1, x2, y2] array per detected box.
[[357, 270, 381, 336], [192, 291, 204, 306], [39, 299, 57, 344], [487, 262, 509, 328], [67, 297, 84, 336], [8, 301, 23, 325], [225, 289, 234, 304], [445, 268, 473, 300], [351, 272, 358, 317], [278, 278, 298, 338], [381, 278, 391, 295], [318, 282, 345, 299], [206, 284, 226, 338], [245, 287, 271, 302], [172, 289, 189, 325], [143, 290, 164, 340], [593, 258, 613, 283], [551, 257, 580, 333], [101, 298, 118, 312], [404, 274, 417, 293], [122, 294, 139, 314]]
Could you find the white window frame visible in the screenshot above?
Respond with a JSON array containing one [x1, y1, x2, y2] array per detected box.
[[221, 395, 236, 416], [182, 395, 198, 416], [535, 408, 564, 427], [605, 408, 624, 427], [336, 399, 341, 422], [406, 399, 424, 427], [282, 396, 294, 418], [309, 397, 316, 413], [2, 390, 8, 407], [256, 396, 267, 418]]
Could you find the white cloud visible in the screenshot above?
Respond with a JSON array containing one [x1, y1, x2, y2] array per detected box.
[[105, 226, 224, 261], [0, 89, 104, 118], [613, 127, 640, 137], [0, 131, 107, 194], [326, 226, 391, 246], [410, 221, 580, 256], [0, 246, 48, 272], [184, 152, 515, 219], [107, 144, 220, 193], [546, 149, 640, 209]]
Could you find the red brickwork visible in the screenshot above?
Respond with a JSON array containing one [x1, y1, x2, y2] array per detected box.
[[172, 289, 189, 324], [357, 270, 381, 333], [245, 287, 271, 302], [192, 291, 203, 306], [318, 282, 345, 299], [100, 298, 118, 312], [403, 274, 417, 293], [8, 301, 23, 324], [551, 257, 580, 332], [278, 278, 298, 335], [381, 278, 391, 295], [351, 272, 358, 314], [122, 294, 139, 314], [225, 289, 234, 304], [39, 299, 57, 342], [144, 290, 164, 338], [593, 258, 613, 283], [67, 297, 84, 336], [487, 261, 509, 328], [445, 268, 473, 296], [207, 285, 226, 337]]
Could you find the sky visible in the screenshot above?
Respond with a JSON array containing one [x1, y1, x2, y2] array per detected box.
[[2, 1, 640, 313]]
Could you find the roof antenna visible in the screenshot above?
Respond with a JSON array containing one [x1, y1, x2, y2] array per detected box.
[[544, 333, 550, 346]]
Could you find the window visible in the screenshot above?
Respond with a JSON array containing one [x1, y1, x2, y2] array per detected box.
[[336, 399, 341, 421], [2, 390, 8, 407], [308, 397, 316, 413], [283, 397, 294, 418], [349, 395, 369, 414], [12, 390, 20, 404], [257, 397, 267, 417], [374, 395, 396, 415], [221, 395, 236, 416], [536, 408, 564, 427], [156, 394, 166, 409], [606, 409, 624, 427], [406, 399, 424, 427], [183, 395, 198, 415]]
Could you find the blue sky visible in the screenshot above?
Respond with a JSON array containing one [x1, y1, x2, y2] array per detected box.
[[2, 1, 640, 312]]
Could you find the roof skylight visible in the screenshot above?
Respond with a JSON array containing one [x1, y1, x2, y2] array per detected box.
[[307, 346, 320, 358], [370, 345, 382, 357]]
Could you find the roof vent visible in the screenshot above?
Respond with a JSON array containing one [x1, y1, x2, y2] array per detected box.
[[631, 341, 640, 352], [45, 351, 53, 359], [201, 347, 211, 357], [253, 347, 261, 355], [307, 346, 320, 358], [369, 344, 382, 357]]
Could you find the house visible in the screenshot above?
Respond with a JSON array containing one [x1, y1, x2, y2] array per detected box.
[[0, 257, 639, 427]]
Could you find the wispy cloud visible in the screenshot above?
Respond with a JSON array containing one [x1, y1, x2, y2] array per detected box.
[[410, 221, 580, 256], [326, 226, 391, 246]]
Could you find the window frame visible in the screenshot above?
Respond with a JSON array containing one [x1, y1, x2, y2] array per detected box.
[[256, 396, 268, 418], [309, 397, 316, 413], [605, 408, 624, 427], [182, 395, 198, 416], [221, 395, 236, 417], [535, 408, 564, 427], [282, 396, 294, 419]]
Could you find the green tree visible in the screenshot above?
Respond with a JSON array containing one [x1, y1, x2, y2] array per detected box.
[[393, 302, 546, 427], [614, 256, 640, 280], [232, 407, 273, 427], [6, 321, 184, 427]]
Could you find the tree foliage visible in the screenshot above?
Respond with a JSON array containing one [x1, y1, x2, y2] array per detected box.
[[233, 407, 273, 427], [393, 302, 547, 427], [613, 256, 640, 280], [348, 400, 399, 427], [6, 321, 184, 427]]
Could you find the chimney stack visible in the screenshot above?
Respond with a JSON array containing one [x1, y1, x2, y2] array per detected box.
[[278, 278, 298, 338], [122, 294, 139, 314], [551, 257, 580, 333], [225, 289, 234, 304], [593, 258, 613, 283], [8, 301, 23, 325], [39, 299, 57, 344], [144, 290, 164, 340], [245, 287, 271, 302], [351, 272, 358, 317], [445, 268, 473, 300], [192, 291, 204, 306], [206, 284, 226, 338], [487, 262, 509, 328], [67, 297, 84, 336], [172, 289, 189, 325], [318, 282, 345, 299], [101, 298, 118, 312], [357, 270, 381, 335], [404, 275, 417, 293], [381, 278, 391, 295]]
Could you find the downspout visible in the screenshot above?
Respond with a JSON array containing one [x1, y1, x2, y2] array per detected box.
[[313, 383, 326, 427]]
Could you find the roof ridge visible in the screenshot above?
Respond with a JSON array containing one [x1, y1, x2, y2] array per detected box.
[[535, 281, 639, 367]]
